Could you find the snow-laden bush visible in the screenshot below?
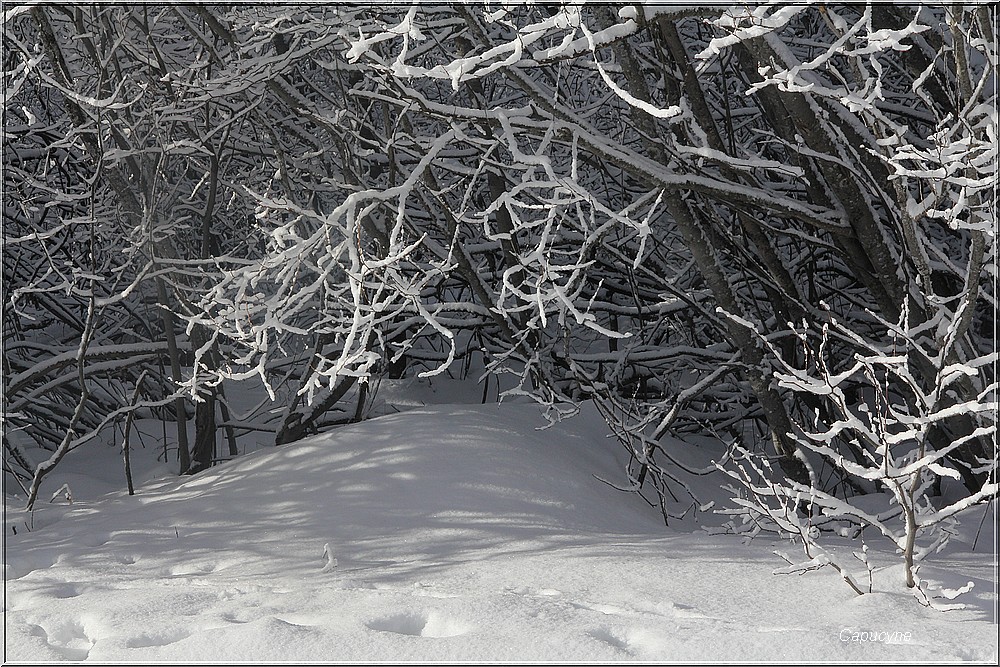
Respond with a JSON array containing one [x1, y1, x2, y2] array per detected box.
[[704, 3, 996, 604], [716, 305, 996, 604]]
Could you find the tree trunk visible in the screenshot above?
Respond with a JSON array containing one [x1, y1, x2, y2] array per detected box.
[[602, 11, 811, 484]]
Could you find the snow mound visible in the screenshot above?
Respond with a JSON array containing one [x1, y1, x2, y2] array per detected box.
[[5, 403, 997, 662]]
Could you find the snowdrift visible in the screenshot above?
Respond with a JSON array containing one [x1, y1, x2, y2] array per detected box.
[[4, 403, 997, 662]]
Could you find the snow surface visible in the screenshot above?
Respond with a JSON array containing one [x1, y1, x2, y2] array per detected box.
[[4, 380, 998, 663]]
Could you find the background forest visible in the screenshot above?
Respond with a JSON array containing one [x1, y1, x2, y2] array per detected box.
[[3, 3, 996, 599]]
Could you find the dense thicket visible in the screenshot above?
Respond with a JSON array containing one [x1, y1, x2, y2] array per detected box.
[[3, 3, 995, 592]]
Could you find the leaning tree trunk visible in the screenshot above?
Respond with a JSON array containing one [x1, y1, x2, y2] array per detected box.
[[598, 10, 811, 485]]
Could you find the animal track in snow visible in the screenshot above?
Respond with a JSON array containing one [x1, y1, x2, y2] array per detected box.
[[588, 626, 632, 653], [168, 562, 211, 576], [168, 558, 236, 576], [125, 627, 191, 648], [410, 582, 460, 598], [219, 611, 251, 624], [80, 531, 112, 548], [366, 610, 474, 638], [666, 601, 714, 619], [534, 588, 562, 597], [510, 586, 563, 597], [48, 582, 83, 599], [570, 600, 630, 616], [588, 625, 673, 658], [32, 619, 95, 661]]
